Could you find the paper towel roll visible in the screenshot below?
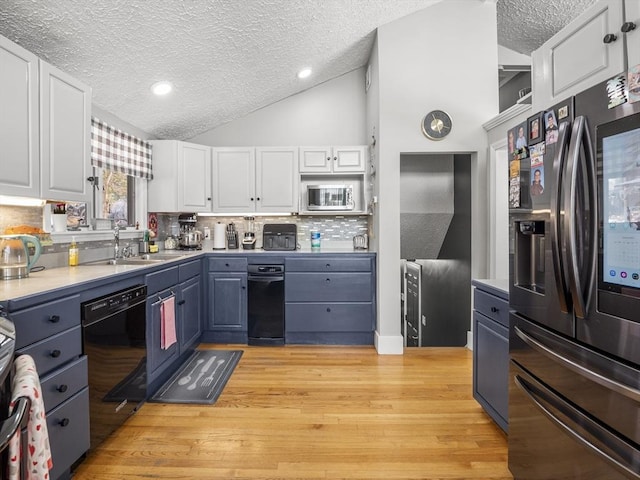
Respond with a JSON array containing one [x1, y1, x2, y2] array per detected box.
[[213, 222, 227, 249]]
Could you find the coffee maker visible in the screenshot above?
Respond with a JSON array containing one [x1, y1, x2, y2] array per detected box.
[[178, 213, 203, 250], [241, 216, 256, 249]]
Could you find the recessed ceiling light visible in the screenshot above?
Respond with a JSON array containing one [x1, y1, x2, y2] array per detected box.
[[151, 81, 173, 96], [297, 68, 312, 79]]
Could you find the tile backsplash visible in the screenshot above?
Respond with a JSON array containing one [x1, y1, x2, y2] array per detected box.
[[153, 214, 370, 246]]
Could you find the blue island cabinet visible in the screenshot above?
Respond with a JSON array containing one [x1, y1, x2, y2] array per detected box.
[[472, 280, 509, 433], [284, 255, 376, 344]]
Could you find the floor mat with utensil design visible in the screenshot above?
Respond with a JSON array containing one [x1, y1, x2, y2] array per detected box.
[[150, 349, 243, 404]]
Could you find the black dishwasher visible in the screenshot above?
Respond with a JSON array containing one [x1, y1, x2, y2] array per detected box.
[[248, 265, 285, 345]]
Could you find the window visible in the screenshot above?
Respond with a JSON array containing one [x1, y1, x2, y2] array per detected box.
[[95, 169, 135, 227]]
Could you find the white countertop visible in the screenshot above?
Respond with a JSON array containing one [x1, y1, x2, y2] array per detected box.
[[1, 241, 374, 302], [472, 278, 510, 296]]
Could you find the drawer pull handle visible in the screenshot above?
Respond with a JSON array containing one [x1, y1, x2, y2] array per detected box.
[[59, 418, 70, 427], [225, 263, 230, 267], [57, 384, 68, 393], [490, 307, 499, 313], [51, 349, 61, 358], [325, 264, 331, 268], [177, 300, 186, 306], [326, 307, 331, 313], [325, 278, 331, 283], [49, 315, 60, 323], [603, 33, 617, 44]]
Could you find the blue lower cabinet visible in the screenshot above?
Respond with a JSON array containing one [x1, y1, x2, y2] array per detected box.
[[47, 388, 90, 480], [205, 272, 247, 343]]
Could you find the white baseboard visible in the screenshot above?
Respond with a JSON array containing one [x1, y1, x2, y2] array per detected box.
[[466, 330, 473, 350], [374, 331, 404, 354]]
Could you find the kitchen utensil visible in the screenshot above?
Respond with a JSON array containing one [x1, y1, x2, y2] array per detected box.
[[227, 223, 239, 249], [177, 358, 204, 386], [0, 234, 42, 279], [353, 233, 368, 250], [201, 359, 225, 387]]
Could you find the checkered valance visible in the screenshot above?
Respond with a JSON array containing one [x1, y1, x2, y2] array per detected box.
[[91, 117, 153, 179]]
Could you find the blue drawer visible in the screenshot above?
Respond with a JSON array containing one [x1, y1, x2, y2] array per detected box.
[[40, 355, 88, 412], [474, 288, 509, 328], [286, 303, 374, 332], [179, 259, 201, 281], [146, 266, 179, 294], [11, 295, 80, 349], [285, 272, 372, 302], [209, 257, 247, 272], [17, 326, 82, 377], [285, 257, 371, 272], [47, 388, 90, 480]]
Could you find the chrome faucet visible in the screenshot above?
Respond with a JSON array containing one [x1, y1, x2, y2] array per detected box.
[[113, 225, 120, 260]]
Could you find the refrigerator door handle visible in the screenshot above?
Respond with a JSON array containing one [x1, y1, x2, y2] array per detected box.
[[514, 374, 640, 480], [550, 120, 571, 313], [514, 325, 640, 403], [564, 116, 596, 319]]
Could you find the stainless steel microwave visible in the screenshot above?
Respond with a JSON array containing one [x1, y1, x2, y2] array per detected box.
[[307, 185, 354, 211]]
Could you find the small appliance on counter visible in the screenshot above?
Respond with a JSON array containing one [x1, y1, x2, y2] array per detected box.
[[307, 184, 354, 211], [242, 216, 256, 250], [178, 213, 203, 250], [263, 224, 297, 251], [0, 235, 42, 279], [226, 223, 239, 249], [212, 222, 226, 250]]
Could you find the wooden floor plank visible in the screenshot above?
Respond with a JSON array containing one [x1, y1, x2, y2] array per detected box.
[[72, 345, 512, 480]]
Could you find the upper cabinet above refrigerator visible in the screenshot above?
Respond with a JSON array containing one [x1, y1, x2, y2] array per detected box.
[[531, 0, 637, 112]]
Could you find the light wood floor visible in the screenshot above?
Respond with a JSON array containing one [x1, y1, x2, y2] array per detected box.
[[72, 345, 513, 480]]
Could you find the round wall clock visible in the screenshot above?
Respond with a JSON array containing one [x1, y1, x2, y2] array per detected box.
[[421, 110, 452, 140]]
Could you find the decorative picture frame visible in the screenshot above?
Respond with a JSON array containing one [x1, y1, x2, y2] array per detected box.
[[528, 112, 543, 144]]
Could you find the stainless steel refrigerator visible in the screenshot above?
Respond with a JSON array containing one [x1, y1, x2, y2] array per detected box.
[[508, 77, 640, 479]]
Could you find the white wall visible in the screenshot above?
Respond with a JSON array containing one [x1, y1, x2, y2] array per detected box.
[[188, 68, 367, 146], [370, 0, 499, 353]]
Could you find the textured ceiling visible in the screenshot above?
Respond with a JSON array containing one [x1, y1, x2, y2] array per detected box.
[[0, 0, 596, 140]]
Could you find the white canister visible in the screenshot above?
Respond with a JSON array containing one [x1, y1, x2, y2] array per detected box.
[[213, 222, 227, 249]]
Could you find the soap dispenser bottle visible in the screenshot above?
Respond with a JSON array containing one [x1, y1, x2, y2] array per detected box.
[[69, 237, 79, 266]]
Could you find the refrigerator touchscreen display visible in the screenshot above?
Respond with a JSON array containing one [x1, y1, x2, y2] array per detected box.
[[600, 119, 640, 291]]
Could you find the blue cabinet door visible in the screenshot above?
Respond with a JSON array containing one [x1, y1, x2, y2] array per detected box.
[[179, 276, 202, 353], [207, 273, 247, 330], [147, 287, 179, 380]]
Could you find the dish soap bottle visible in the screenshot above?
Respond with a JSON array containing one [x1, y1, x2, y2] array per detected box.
[[69, 237, 79, 266]]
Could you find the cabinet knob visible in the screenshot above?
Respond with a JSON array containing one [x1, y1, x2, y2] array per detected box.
[[622, 22, 637, 33], [177, 300, 186, 306], [49, 314, 60, 323], [490, 307, 499, 313], [51, 349, 61, 358], [59, 418, 70, 427], [325, 278, 331, 283], [333, 156, 337, 161], [325, 263, 331, 268], [256, 197, 260, 201], [250, 197, 254, 201], [326, 307, 331, 313], [326, 156, 331, 161], [225, 263, 230, 267], [57, 384, 68, 393], [207, 197, 212, 201], [603, 33, 617, 44]]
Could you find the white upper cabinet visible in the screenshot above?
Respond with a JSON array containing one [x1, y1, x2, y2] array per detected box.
[[0, 36, 40, 198], [39, 60, 92, 203], [211, 147, 298, 214], [532, 0, 625, 111], [211, 147, 255, 213], [148, 140, 211, 213], [255, 147, 298, 213], [625, 0, 640, 68], [299, 146, 366, 173]]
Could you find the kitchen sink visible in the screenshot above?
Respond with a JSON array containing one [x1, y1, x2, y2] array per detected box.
[[82, 253, 186, 266]]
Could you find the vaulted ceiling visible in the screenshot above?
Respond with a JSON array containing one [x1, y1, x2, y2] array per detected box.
[[0, 0, 596, 140]]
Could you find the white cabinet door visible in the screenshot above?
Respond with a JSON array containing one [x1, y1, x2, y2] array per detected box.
[[299, 147, 332, 173], [0, 36, 40, 198], [255, 147, 298, 213], [532, 0, 625, 111], [39, 60, 92, 203], [333, 146, 366, 172], [211, 147, 255, 213], [148, 140, 211, 212], [178, 143, 211, 212], [626, 0, 640, 69]]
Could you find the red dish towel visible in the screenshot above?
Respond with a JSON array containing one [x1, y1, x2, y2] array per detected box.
[[161, 295, 177, 349], [8, 354, 53, 480]]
